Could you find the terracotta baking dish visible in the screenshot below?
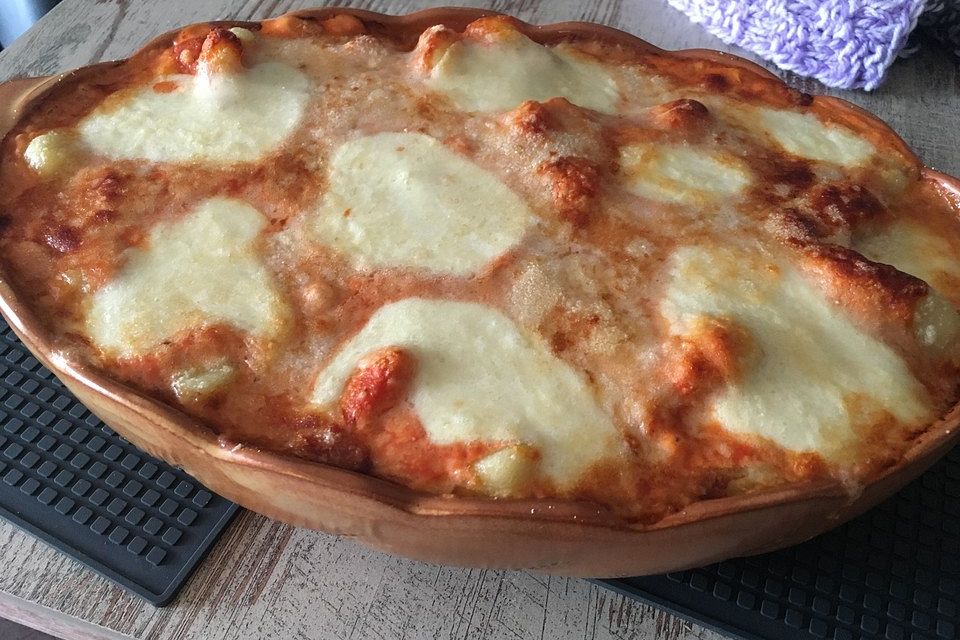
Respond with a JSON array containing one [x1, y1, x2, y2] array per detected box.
[[0, 7, 958, 577]]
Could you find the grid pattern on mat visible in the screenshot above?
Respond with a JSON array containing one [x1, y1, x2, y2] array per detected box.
[[602, 445, 960, 640], [0, 318, 238, 605]]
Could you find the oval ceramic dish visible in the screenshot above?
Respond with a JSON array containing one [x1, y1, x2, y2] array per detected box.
[[1, 7, 958, 577]]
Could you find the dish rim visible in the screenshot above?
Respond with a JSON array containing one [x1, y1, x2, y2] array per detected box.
[[0, 5, 958, 535]]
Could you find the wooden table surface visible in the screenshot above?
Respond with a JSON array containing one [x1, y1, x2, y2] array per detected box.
[[0, 1, 956, 639]]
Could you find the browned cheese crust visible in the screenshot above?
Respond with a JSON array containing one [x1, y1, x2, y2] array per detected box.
[[1, 14, 959, 522]]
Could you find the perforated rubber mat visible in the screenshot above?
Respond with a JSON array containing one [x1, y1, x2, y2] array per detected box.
[[0, 318, 238, 606], [602, 444, 960, 640]]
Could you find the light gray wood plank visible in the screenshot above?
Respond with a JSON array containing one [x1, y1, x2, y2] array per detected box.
[[0, 1, 955, 639], [0, 511, 721, 640]]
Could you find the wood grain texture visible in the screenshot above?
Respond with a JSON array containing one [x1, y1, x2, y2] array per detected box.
[[0, 1, 956, 639]]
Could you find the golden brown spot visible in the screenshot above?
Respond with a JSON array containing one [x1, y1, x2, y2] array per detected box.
[[198, 27, 244, 75], [340, 347, 417, 427], [288, 415, 369, 470], [790, 452, 825, 478], [808, 182, 882, 229], [172, 36, 204, 74], [91, 170, 125, 203], [152, 80, 178, 94], [766, 207, 821, 243], [118, 225, 145, 248], [537, 156, 601, 227], [649, 98, 710, 135], [797, 244, 928, 326], [43, 224, 81, 254], [507, 100, 555, 135], [93, 209, 117, 224], [666, 317, 753, 396], [412, 25, 458, 72], [442, 134, 473, 155], [463, 15, 523, 40], [550, 331, 571, 354], [767, 182, 881, 244]]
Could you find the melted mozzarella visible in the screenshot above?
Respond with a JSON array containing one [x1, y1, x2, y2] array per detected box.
[[473, 445, 538, 496], [855, 221, 960, 297], [312, 132, 534, 276], [87, 197, 285, 356], [24, 130, 79, 177], [756, 108, 874, 165], [172, 362, 235, 398], [854, 221, 960, 358], [228, 27, 256, 43], [424, 30, 618, 113], [311, 298, 623, 487], [78, 62, 309, 164], [619, 142, 751, 205], [913, 292, 960, 356], [661, 245, 932, 457]]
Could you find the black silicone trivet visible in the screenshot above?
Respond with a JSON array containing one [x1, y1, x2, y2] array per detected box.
[[0, 318, 239, 606], [601, 444, 960, 640]]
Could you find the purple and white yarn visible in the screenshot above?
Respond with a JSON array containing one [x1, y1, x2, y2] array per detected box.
[[666, 0, 926, 90]]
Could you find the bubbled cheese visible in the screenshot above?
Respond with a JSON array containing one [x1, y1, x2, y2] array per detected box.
[[754, 108, 874, 165], [311, 298, 623, 487], [172, 362, 235, 398], [473, 445, 538, 496], [312, 132, 534, 276], [855, 220, 960, 297], [854, 221, 960, 357], [424, 30, 618, 113], [78, 62, 309, 164], [24, 130, 80, 177], [86, 197, 285, 356], [619, 142, 751, 205], [913, 292, 960, 356], [661, 245, 932, 457]]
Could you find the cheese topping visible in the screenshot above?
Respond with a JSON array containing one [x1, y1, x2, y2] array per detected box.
[[228, 27, 257, 43], [5, 17, 959, 516], [913, 292, 960, 356], [855, 221, 960, 298], [311, 298, 623, 486], [473, 445, 538, 496], [661, 245, 932, 457], [312, 132, 534, 275], [756, 108, 874, 166], [172, 362, 235, 398], [619, 142, 751, 204], [24, 130, 80, 177], [854, 221, 960, 356], [424, 30, 618, 113], [78, 62, 309, 164], [87, 197, 285, 355]]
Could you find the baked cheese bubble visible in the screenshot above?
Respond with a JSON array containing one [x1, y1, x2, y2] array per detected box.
[[418, 25, 619, 113], [87, 197, 285, 356], [619, 142, 751, 205], [661, 245, 932, 459], [312, 132, 534, 276], [78, 62, 309, 164], [311, 298, 625, 487]]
